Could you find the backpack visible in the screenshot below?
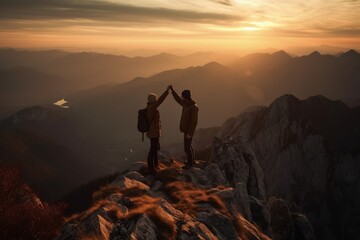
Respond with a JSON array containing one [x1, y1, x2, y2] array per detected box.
[[137, 108, 149, 141]]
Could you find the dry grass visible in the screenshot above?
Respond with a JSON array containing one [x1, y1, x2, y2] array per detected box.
[[233, 214, 271, 240], [68, 183, 177, 239], [163, 181, 270, 240], [155, 167, 182, 183], [92, 185, 123, 202], [0, 162, 64, 240], [66, 161, 270, 240], [163, 181, 229, 217]]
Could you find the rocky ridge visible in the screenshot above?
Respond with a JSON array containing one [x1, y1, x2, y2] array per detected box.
[[55, 135, 316, 240], [216, 94, 360, 240]]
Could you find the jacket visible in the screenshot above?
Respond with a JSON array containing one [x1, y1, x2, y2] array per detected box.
[[146, 90, 168, 138], [172, 90, 199, 136]]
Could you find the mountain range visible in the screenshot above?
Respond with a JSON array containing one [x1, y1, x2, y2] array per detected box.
[[1, 48, 359, 212], [54, 49, 360, 166], [0, 48, 230, 118], [0, 48, 229, 88], [191, 94, 360, 240], [2, 49, 358, 171]]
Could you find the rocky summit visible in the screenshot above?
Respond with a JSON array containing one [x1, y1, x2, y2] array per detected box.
[[216, 94, 360, 240], [55, 135, 316, 240]]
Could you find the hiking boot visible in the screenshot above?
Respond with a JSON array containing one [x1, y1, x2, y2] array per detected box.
[[147, 168, 157, 175], [181, 164, 193, 170]]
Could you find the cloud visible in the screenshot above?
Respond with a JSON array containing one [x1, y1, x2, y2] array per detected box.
[[210, 0, 232, 6], [320, 28, 360, 37], [0, 0, 242, 25]]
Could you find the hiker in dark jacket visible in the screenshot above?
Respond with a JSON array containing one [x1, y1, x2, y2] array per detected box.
[[146, 86, 170, 174], [169, 85, 199, 168]]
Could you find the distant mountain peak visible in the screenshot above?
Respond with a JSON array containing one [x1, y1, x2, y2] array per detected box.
[[305, 95, 329, 102], [203, 61, 224, 69], [272, 94, 347, 110], [339, 49, 359, 58], [3, 106, 58, 124], [304, 95, 348, 109], [272, 50, 291, 58], [150, 52, 177, 59], [309, 51, 321, 57], [271, 50, 291, 59], [269, 94, 302, 120], [272, 94, 300, 105]]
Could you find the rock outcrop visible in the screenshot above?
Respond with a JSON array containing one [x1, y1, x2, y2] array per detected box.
[[216, 94, 360, 240], [56, 152, 274, 240]]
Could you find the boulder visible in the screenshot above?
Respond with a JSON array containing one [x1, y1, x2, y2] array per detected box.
[[292, 213, 316, 240], [233, 182, 252, 221], [125, 171, 150, 186], [204, 163, 228, 187], [196, 208, 239, 240], [111, 176, 150, 191], [212, 137, 267, 200], [268, 197, 294, 240], [250, 196, 272, 237], [129, 215, 157, 240]]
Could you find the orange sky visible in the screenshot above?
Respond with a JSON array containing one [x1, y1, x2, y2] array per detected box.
[[0, 0, 359, 54]]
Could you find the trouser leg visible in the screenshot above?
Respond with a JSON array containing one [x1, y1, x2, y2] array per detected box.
[[184, 134, 194, 165], [190, 142, 195, 164], [154, 138, 159, 168], [147, 138, 159, 170]]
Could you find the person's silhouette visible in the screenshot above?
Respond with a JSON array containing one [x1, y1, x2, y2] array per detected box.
[[145, 86, 171, 174], [169, 85, 199, 169]]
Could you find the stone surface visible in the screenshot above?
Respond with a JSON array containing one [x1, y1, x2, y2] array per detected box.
[[212, 136, 267, 201], [250, 196, 272, 237], [196, 209, 239, 240], [269, 197, 295, 240], [56, 158, 272, 240], [111, 176, 150, 191], [125, 162, 148, 174], [125, 171, 150, 186], [130, 215, 157, 240], [204, 163, 228, 187], [233, 182, 252, 221], [292, 213, 316, 240]]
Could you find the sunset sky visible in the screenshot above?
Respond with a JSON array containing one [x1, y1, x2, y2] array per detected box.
[[0, 0, 359, 54]]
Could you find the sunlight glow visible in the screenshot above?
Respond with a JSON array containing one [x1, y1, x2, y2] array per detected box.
[[0, 0, 359, 52], [241, 27, 259, 31]]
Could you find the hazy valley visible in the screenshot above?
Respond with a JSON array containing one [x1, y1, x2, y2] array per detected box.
[[1, 48, 359, 240]]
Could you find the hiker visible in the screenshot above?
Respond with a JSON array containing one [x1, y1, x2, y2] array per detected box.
[[146, 86, 170, 174], [169, 85, 199, 169]]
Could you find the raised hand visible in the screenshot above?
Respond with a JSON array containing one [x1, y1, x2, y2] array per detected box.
[[167, 85, 173, 92]]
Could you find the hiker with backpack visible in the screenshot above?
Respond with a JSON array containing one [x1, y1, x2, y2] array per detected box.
[[138, 86, 170, 174], [168, 85, 199, 169]]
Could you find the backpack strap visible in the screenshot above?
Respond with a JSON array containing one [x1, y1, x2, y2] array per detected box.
[[141, 107, 159, 142]]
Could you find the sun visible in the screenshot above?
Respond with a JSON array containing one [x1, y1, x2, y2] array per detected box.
[[241, 27, 259, 31]]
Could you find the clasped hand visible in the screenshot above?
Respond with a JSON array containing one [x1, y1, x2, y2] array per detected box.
[[167, 85, 173, 92]]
